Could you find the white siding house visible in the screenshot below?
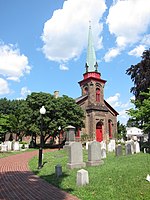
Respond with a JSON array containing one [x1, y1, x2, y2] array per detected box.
[[126, 127, 143, 139]]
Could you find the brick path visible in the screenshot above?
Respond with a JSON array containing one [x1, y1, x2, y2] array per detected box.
[[0, 150, 79, 200]]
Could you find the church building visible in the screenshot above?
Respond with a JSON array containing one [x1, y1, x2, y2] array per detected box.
[[76, 25, 119, 142]]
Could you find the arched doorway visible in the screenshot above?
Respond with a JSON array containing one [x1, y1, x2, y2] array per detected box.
[[96, 121, 103, 142]]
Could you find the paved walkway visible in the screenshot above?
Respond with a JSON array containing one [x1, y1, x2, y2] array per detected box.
[[0, 150, 79, 200]]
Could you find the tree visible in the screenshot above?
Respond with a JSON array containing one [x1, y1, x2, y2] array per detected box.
[[117, 121, 126, 140], [25, 92, 84, 145], [127, 89, 150, 133], [126, 49, 150, 101], [0, 114, 11, 142]]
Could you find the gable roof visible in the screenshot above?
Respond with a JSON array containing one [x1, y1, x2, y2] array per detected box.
[[104, 100, 119, 116]]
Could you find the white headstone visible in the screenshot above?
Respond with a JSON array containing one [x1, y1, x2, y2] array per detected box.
[[1, 144, 8, 152], [76, 169, 89, 186], [5, 141, 12, 151], [134, 141, 140, 153], [86, 142, 89, 150], [101, 148, 107, 159], [13, 142, 20, 151]]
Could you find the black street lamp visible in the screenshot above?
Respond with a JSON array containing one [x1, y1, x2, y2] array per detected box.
[[58, 126, 61, 150], [38, 106, 46, 169]]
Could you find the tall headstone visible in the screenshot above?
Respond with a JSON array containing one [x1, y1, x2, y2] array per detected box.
[[134, 141, 140, 153], [67, 142, 85, 169], [13, 141, 20, 151], [4, 141, 12, 151], [115, 144, 122, 156], [76, 169, 89, 186], [125, 143, 132, 155], [101, 148, 107, 159], [64, 125, 75, 149], [86, 141, 104, 166]]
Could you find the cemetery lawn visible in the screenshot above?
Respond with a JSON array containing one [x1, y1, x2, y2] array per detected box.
[[29, 150, 150, 200], [0, 149, 36, 158]]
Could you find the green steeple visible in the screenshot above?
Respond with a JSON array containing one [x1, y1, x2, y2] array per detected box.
[[86, 22, 98, 72]]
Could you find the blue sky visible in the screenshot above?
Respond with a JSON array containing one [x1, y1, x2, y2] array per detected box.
[[0, 0, 150, 125]]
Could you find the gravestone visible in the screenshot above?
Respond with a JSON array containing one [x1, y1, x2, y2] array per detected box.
[[100, 141, 106, 150], [86, 141, 104, 166], [4, 141, 12, 151], [67, 142, 85, 169], [64, 125, 75, 149], [86, 141, 89, 150], [55, 164, 62, 178], [134, 141, 140, 153], [76, 169, 89, 186], [1, 144, 8, 152], [125, 143, 132, 155], [115, 144, 122, 156], [101, 148, 107, 159], [13, 142, 20, 151]]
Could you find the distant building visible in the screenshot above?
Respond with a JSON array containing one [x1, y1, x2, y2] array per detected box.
[[126, 127, 143, 139], [76, 24, 119, 142]]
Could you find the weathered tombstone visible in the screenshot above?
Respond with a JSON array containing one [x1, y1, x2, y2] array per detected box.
[[134, 141, 140, 153], [13, 141, 20, 151], [110, 139, 116, 151], [101, 148, 107, 159], [5, 141, 12, 151], [55, 164, 62, 178], [86, 141, 104, 166], [76, 169, 89, 186], [67, 142, 85, 169], [115, 144, 122, 156], [125, 143, 132, 155], [64, 125, 75, 149], [1, 144, 8, 152], [100, 141, 106, 150]]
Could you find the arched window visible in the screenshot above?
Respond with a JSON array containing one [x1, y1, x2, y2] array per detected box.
[[96, 88, 100, 102], [108, 120, 112, 139], [84, 87, 88, 94]]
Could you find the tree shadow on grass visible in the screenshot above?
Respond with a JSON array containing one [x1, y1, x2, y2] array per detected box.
[[33, 168, 74, 193]]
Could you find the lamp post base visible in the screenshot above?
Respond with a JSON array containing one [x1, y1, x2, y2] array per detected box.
[[38, 148, 43, 169]]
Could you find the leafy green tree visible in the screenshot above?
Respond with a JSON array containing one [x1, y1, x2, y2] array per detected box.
[[117, 121, 126, 140], [25, 92, 84, 145], [127, 89, 150, 133], [126, 49, 150, 101], [0, 114, 11, 142]]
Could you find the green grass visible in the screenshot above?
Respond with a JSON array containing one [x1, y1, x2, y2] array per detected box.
[[0, 148, 37, 158], [29, 149, 150, 200]]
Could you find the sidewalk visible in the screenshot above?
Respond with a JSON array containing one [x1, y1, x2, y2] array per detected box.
[[0, 150, 79, 200]]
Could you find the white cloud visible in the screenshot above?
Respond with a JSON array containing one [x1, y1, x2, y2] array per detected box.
[[17, 87, 31, 99], [0, 78, 10, 95], [128, 45, 145, 57], [105, 0, 150, 61], [41, 0, 106, 63], [59, 64, 69, 71], [104, 47, 120, 62], [21, 87, 31, 97], [0, 43, 31, 81], [141, 34, 150, 46], [106, 93, 120, 108]]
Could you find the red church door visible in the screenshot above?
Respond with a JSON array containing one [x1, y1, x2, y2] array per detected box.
[[96, 122, 103, 142]]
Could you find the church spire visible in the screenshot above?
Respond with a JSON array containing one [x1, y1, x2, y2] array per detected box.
[[86, 21, 98, 73]]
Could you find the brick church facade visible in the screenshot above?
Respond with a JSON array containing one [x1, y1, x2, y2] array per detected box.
[[76, 25, 118, 142]]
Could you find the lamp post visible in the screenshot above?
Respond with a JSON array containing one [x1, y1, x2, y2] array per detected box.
[[38, 106, 46, 169], [58, 126, 61, 150]]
